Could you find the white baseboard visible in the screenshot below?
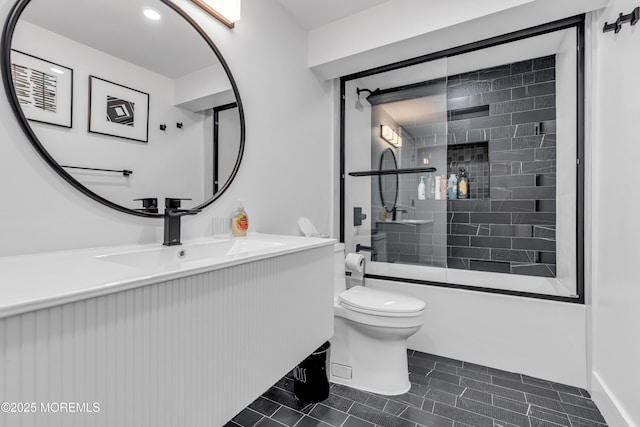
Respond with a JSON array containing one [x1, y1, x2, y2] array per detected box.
[[591, 371, 636, 427]]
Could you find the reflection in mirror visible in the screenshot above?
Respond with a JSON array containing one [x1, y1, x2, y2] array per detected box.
[[344, 24, 581, 296], [4, 0, 244, 215], [378, 148, 398, 216]]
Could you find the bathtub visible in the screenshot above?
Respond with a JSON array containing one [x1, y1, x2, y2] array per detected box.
[[367, 260, 577, 298]]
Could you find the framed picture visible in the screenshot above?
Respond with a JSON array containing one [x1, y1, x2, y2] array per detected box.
[[10, 50, 73, 128], [88, 76, 149, 143]]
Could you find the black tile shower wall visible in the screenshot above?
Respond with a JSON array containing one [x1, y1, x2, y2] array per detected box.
[[446, 56, 557, 278]]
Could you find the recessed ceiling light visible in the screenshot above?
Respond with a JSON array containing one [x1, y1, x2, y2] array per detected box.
[[49, 67, 64, 74], [143, 8, 161, 20]]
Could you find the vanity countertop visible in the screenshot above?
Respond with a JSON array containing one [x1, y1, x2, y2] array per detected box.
[[0, 233, 335, 319]]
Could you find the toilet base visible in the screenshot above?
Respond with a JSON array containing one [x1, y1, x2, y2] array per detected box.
[[329, 316, 417, 396]]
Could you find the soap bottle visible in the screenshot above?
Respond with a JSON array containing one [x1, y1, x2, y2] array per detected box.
[[232, 200, 249, 237], [427, 174, 435, 199], [418, 176, 426, 200], [434, 176, 442, 200], [458, 168, 469, 199], [447, 173, 458, 200]]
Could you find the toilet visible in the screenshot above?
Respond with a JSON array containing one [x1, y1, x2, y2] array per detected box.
[[330, 243, 425, 395]]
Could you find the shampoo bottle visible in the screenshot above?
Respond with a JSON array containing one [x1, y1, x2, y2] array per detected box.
[[418, 176, 426, 200], [434, 176, 442, 200], [428, 174, 435, 199], [458, 168, 469, 199], [447, 174, 458, 200], [232, 201, 249, 237]]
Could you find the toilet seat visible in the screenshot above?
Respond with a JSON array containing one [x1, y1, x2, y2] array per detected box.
[[338, 286, 425, 318]]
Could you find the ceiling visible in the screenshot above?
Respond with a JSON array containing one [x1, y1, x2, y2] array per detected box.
[[277, 0, 392, 30], [18, 0, 218, 80]]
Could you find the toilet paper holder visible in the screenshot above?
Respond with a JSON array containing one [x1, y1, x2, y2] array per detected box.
[[356, 244, 377, 260]]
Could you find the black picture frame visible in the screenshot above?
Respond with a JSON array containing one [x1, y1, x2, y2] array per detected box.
[[88, 75, 149, 143], [10, 49, 73, 128]]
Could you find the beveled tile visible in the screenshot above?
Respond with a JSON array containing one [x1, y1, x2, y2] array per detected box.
[[461, 388, 492, 405], [425, 388, 458, 406], [461, 361, 490, 374], [460, 378, 527, 402], [433, 402, 494, 427], [294, 416, 333, 427], [400, 405, 454, 427], [429, 377, 466, 395], [567, 416, 608, 427], [559, 392, 600, 411], [522, 375, 553, 389], [559, 402, 607, 424], [491, 396, 529, 415], [321, 393, 354, 413], [526, 394, 565, 412], [255, 416, 287, 426], [330, 383, 370, 404], [427, 369, 462, 385], [492, 377, 560, 400], [456, 397, 530, 427], [342, 415, 375, 427], [348, 402, 417, 427], [232, 408, 264, 427], [456, 367, 492, 383], [435, 362, 459, 374], [528, 406, 570, 426], [413, 352, 464, 368], [363, 393, 388, 410], [383, 399, 408, 416], [249, 397, 281, 417], [271, 406, 304, 427], [308, 404, 348, 427]]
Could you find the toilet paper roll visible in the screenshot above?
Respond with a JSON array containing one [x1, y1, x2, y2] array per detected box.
[[345, 253, 365, 288], [345, 253, 365, 273]]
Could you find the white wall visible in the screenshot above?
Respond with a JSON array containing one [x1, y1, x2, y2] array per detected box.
[[0, 0, 333, 256], [309, 0, 610, 80], [591, 2, 640, 426]]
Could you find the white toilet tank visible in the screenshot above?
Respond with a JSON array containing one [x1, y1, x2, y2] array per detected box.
[[334, 243, 347, 296]]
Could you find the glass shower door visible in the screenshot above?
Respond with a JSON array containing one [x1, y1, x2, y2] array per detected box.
[[343, 59, 449, 272]]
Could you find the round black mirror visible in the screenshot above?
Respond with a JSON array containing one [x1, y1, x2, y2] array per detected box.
[[378, 148, 398, 214], [1, 0, 245, 217]]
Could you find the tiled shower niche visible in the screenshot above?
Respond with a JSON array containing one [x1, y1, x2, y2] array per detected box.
[[372, 55, 557, 278], [446, 142, 490, 199]]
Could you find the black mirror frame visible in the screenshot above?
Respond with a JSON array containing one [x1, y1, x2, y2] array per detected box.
[[378, 148, 398, 214], [0, 0, 245, 218]]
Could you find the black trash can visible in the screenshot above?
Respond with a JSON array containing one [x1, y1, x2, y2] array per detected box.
[[293, 341, 331, 403]]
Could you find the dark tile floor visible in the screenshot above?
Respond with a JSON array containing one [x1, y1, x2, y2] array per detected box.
[[226, 350, 608, 427]]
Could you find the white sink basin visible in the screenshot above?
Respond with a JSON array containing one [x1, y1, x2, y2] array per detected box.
[[97, 239, 287, 270]]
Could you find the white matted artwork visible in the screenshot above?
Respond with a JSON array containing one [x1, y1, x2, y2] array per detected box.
[[10, 50, 73, 128], [88, 75, 149, 142]]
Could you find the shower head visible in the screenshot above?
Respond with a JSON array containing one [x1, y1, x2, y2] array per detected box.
[[354, 87, 380, 112]]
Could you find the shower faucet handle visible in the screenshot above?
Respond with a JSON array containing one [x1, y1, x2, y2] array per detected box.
[[354, 207, 367, 226]]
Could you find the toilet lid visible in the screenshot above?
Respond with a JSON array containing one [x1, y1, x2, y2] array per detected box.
[[339, 286, 425, 314]]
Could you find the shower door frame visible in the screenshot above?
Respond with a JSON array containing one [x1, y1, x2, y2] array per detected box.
[[339, 15, 585, 304]]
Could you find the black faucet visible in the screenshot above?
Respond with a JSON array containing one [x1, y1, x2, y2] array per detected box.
[[134, 197, 159, 214], [163, 198, 201, 246], [391, 207, 408, 221]]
